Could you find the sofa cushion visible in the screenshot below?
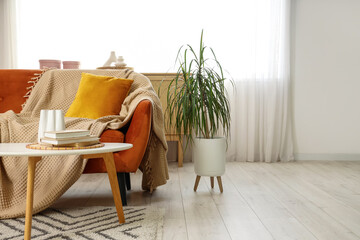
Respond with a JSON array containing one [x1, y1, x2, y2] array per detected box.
[[100, 129, 125, 143], [83, 129, 125, 173], [65, 73, 133, 119], [0, 70, 42, 113]]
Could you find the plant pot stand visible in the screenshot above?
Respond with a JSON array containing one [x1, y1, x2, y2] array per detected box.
[[193, 175, 223, 193]]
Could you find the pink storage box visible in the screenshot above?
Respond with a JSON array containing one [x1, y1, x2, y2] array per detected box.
[[39, 59, 61, 69], [63, 61, 80, 69]]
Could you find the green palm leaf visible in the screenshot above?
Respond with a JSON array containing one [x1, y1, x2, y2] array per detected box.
[[162, 30, 233, 149]]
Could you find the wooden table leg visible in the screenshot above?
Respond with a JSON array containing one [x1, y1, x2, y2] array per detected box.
[[177, 139, 183, 167], [24, 156, 41, 240], [194, 175, 201, 191], [210, 177, 214, 188], [102, 153, 125, 223], [165, 135, 183, 167], [82, 153, 125, 223]]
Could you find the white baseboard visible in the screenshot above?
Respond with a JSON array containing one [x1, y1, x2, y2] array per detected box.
[[295, 153, 360, 161]]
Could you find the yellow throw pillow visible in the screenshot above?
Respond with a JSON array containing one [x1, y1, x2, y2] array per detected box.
[[65, 73, 133, 119]]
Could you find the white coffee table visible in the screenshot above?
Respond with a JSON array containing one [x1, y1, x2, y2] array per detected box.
[[0, 142, 133, 240]]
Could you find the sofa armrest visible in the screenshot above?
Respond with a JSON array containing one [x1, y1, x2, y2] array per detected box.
[[113, 99, 152, 172], [83, 100, 152, 173], [100, 129, 125, 143]]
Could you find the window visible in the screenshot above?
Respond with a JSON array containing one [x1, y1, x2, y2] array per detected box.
[[17, 0, 284, 77]]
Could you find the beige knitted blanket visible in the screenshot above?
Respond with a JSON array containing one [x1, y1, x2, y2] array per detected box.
[[0, 69, 168, 219]]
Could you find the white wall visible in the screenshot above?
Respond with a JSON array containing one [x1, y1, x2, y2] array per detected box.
[[292, 0, 360, 160]]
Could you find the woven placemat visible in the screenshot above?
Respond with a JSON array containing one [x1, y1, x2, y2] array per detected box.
[[26, 143, 104, 150]]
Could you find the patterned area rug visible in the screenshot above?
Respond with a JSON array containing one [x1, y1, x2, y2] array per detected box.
[[0, 206, 164, 240]]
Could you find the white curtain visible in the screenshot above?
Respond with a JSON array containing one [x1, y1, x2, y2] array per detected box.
[[226, 0, 294, 162], [0, 0, 17, 68]]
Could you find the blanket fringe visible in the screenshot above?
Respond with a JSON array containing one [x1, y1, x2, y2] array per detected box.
[[141, 130, 155, 193], [124, 69, 134, 79], [21, 68, 53, 110]]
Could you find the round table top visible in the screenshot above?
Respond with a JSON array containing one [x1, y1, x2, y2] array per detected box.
[[0, 143, 132, 157]]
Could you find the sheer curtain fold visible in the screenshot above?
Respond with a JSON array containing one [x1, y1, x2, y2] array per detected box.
[[0, 0, 18, 68], [226, 0, 293, 162]]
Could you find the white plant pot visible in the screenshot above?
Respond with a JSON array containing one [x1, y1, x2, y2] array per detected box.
[[193, 137, 226, 176]]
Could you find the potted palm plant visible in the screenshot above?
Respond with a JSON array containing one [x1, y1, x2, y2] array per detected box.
[[164, 30, 232, 193]]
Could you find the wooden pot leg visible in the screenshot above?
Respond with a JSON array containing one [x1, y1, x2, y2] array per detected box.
[[216, 176, 223, 193], [194, 175, 201, 191], [210, 177, 214, 188], [24, 156, 41, 240]]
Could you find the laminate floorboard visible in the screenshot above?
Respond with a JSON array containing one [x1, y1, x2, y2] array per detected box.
[[177, 164, 231, 240], [52, 161, 360, 240], [227, 162, 317, 240], [240, 162, 359, 240]]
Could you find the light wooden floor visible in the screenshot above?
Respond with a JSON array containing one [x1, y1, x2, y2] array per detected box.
[[52, 161, 360, 240]]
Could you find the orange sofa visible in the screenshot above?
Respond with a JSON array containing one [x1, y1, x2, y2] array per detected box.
[[0, 69, 152, 205]]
